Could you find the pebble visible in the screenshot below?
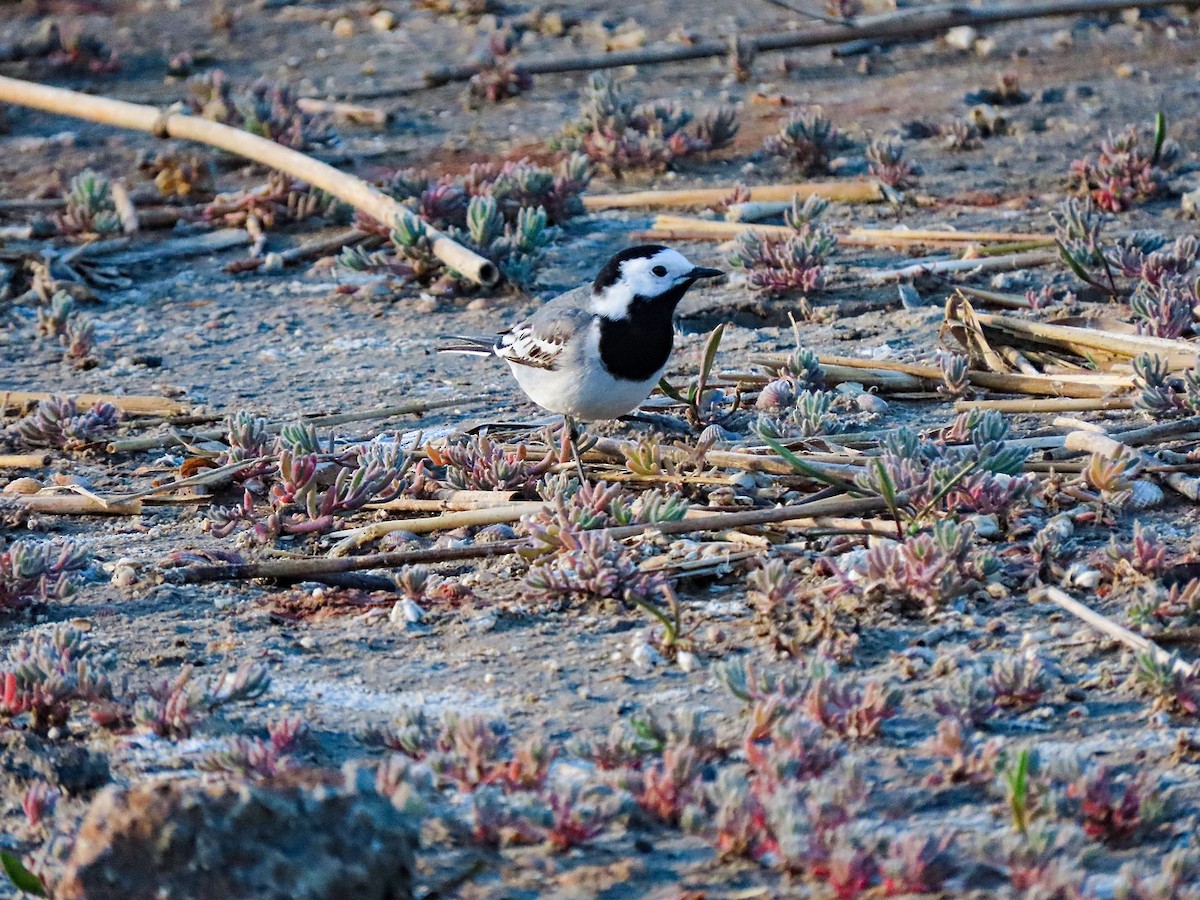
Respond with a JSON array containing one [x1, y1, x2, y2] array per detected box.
[[676, 650, 698, 673], [944, 25, 977, 51], [856, 393, 888, 414], [299, 636, 317, 650], [469, 611, 498, 633], [332, 16, 354, 37], [370, 9, 396, 31], [630, 643, 661, 671], [2, 477, 42, 495], [1182, 186, 1200, 216]]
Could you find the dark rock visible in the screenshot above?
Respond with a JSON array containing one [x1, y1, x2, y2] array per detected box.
[[57, 770, 417, 900]]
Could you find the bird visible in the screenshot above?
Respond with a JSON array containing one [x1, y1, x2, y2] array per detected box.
[[440, 244, 723, 475]]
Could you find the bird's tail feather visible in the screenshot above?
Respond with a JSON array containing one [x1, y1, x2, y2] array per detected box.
[[437, 335, 496, 356]]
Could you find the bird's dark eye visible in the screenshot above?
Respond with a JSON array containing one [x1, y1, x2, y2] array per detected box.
[[652, 265, 668, 277]]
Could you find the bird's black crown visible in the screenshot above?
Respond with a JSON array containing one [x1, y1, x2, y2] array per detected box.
[[591, 245, 668, 294]]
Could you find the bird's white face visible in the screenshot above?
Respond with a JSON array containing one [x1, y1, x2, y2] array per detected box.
[[590, 248, 703, 319]]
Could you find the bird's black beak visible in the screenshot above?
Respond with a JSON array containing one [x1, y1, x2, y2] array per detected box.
[[684, 266, 724, 282]]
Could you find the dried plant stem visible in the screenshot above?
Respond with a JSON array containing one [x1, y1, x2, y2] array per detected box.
[[163, 493, 887, 584], [0, 453, 50, 468], [946, 285, 1033, 310], [226, 228, 371, 274], [396, 1, 1189, 91], [328, 502, 544, 555], [585, 181, 885, 212], [83, 228, 252, 265], [747, 352, 1131, 398], [294, 97, 389, 126], [1034, 586, 1199, 679], [0, 75, 498, 286], [955, 397, 1134, 413], [976, 313, 1200, 371], [866, 249, 1058, 283], [6, 492, 142, 515], [1064, 430, 1200, 501], [649, 214, 1052, 248], [368, 490, 522, 511], [1, 390, 188, 417], [104, 397, 462, 454]]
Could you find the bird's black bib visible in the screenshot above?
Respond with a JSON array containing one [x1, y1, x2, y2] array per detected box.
[[596, 283, 688, 382]]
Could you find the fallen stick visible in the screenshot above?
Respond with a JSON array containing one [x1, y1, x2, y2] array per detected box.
[[403, 1, 1191, 90], [652, 214, 1055, 246], [328, 502, 545, 554], [368, 490, 522, 512], [6, 492, 142, 515], [83, 228, 250, 266], [748, 352, 1132, 398], [0, 75, 498, 287], [975, 313, 1200, 371], [955, 397, 1134, 413], [585, 181, 885, 211], [104, 397, 461, 454], [866, 249, 1059, 283], [1064, 429, 1200, 501], [1, 391, 189, 417], [225, 228, 372, 274], [1034, 586, 1198, 679], [294, 97, 389, 127], [161, 493, 888, 584], [0, 453, 50, 468]]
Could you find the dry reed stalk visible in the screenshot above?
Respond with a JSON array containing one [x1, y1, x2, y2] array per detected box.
[[162, 493, 888, 584], [585, 180, 885, 211], [974, 313, 1200, 370], [866, 249, 1058, 283], [1064, 430, 1200, 501], [955, 397, 1134, 413], [226, 228, 371, 273], [391, 1, 1189, 92], [1035, 586, 1199, 679], [329, 502, 544, 555], [749, 352, 1131, 398], [369, 490, 522, 511], [104, 397, 462, 454], [0, 453, 50, 468], [0, 75, 498, 286], [1, 391, 188, 417], [7, 492, 142, 515]]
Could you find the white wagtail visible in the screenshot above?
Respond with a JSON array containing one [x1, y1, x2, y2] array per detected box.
[[441, 245, 722, 473]]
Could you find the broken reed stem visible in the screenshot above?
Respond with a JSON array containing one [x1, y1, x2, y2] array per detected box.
[[0, 452, 50, 468], [226, 228, 371, 273], [746, 352, 1132, 398], [866, 249, 1058, 282], [0, 390, 189, 417], [1034, 586, 1199, 679], [650, 214, 1054, 247], [585, 180, 885, 211], [368, 490, 522, 511], [6, 492, 142, 515], [975, 312, 1200, 371], [162, 493, 887, 584], [1064, 429, 1200, 501], [105, 397, 462, 453], [955, 397, 1134, 413], [0, 75, 498, 286], [328, 501, 544, 555]]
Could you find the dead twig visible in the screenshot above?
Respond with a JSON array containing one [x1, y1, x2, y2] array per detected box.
[[1, 391, 188, 417], [161, 493, 887, 584], [1034, 586, 1199, 679]]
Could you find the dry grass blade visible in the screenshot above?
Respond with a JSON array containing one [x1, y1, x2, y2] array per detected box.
[[975, 313, 1200, 371], [328, 502, 544, 556], [585, 181, 885, 211], [6, 491, 142, 515]]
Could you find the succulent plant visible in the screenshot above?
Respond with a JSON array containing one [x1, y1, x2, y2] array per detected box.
[[0, 539, 90, 611], [0, 625, 117, 734], [552, 73, 738, 175], [729, 195, 837, 296], [763, 110, 842, 175], [187, 70, 338, 150], [56, 169, 121, 236], [866, 138, 919, 189], [134, 661, 270, 738], [7, 396, 120, 451], [1068, 114, 1179, 213]]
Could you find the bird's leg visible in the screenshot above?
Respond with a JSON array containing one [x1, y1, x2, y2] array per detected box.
[[564, 414, 587, 482]]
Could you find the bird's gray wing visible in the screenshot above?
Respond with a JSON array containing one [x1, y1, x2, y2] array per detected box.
[[496, 286, 594, 371]]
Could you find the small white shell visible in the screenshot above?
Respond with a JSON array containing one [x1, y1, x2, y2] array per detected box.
[[1129, 479, 1164, 509], [630, 643, 661, 671], [756, 379, 795, 411], [1064, 563, 1101, 590], [676, 650, 699, 673], [390, 598, 424, 626]]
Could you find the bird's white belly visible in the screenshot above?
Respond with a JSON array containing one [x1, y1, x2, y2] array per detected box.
[[508, 355, 661, 421]]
